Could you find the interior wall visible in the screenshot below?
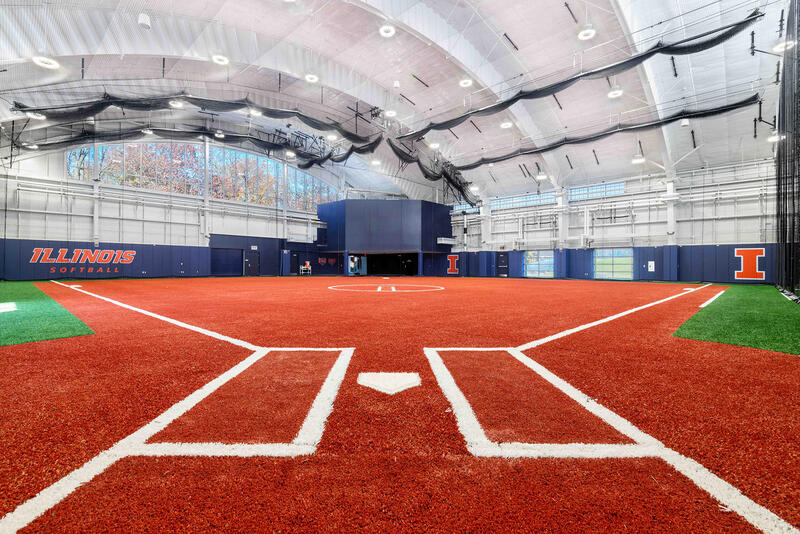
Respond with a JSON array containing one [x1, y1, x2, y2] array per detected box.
[[453, 159, 776, 251]]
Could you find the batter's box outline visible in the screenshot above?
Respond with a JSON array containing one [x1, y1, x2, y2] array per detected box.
[[425, 347, 670, 459], [128, 347, 354, 458]]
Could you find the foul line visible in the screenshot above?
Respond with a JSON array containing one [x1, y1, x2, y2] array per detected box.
[[50, 280, 260, 351], [516, 284, 711, 351], [700, 290, 726, 308]]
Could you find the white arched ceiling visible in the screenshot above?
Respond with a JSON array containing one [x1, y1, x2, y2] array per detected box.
[[0, 0, 785, 200], [615, 0, 783, 172]]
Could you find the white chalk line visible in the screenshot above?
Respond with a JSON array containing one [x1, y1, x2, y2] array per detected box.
[[50, 280, 260, 351], [516, 283, 711, 351], [424, 281, 797, 533], [700, 289, 727, 308], [1, 337, 353, 532], [30, 280, 796, 532]]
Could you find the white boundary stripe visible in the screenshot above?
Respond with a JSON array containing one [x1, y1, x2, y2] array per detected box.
[[50, 280, 260, 351], [0, 347, 353, 532], [516, 284, 711, 351], [699, 290, 727, 308], [424, 344, 798, 532]]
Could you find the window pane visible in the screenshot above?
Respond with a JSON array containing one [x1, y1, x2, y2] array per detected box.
[[66, 146, 95, 181], [98, 144, 124, 185], [184, 144, 204, 197], [170, 144, 186, 195], [209, 146, 225, 199]]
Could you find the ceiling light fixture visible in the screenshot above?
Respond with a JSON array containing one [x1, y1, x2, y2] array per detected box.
[[28, 144, 39, 150], [138, 12, 151, 30], [631, 153, 646, 165], [214, 130, 225, 139], [168, 99, 184, 109], [428, 142, 440, 149], [141, 128, 153, 135], [31, 56, 59, 70], [371, 159, 381, 166], [384, 109, 397, 118], [211, 54, 230, 66], [577, 23, 596, 41], [459, 78, 473, 88], [326, 134, 338, 141], [249, 108, 262, 117], [469, 185, 479, 192], [379, 24, 396, 38], [500, 121, 513, 129], [680, 118, 690, 127], [25, 111, 46, 120], [607, 85, 624, 99], [536, 173, 548, 181], [305, 73, 319, 83], [773, 40, 796, 54], [285, 150, 296, 158]]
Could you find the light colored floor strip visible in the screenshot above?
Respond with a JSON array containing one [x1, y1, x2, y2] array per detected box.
[[699, 290, 726, 308]]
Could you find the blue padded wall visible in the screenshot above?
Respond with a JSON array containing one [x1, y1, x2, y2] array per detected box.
[[677, 244, 775, 284], [210, 248, 243, 276], [209, 234, 283, 276], [2, 238, 210, 280], [508, 251, 523, 278], [566, 249, 593, 279], [317, 199, 453, 254]]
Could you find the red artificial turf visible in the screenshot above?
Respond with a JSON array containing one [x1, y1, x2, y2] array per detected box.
[[438, 350, 631, 444], [152, 350, 340, 444], [1, 277, 797, 532]]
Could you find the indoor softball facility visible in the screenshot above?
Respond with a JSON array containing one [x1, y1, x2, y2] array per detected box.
[[1, 0, 799, 532]]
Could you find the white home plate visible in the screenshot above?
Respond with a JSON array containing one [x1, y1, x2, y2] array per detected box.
[[357, 372, 421, 395], [328, 284, 444, 293]]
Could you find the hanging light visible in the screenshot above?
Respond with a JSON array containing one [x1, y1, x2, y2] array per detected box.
[[469, 185, 479, 193], [141, 128, 153, 135], [680, 118, 690, 127], [384, 109, 397, 118], [249, 108, 262, 117], [379, 24, 396, 38], [304, 73, 319, 83], [211, 54, 229, 65], [285, 150, 296, 158], [536, 173, 548, 181], [25, 111, 47, 120], [326, 134, 338, 141], [371, 159, 381, 166], [168, 99, 184, 109], [577, 23, 596, 41], [214, 130, 225, 139], [459, 78, 473, 88], [28, 144, 39, 150], [138, 12, 151, 30], [607, 85, 624, 99], [428, 142, 440, 149], [631, 153, 646, 164], [31, 56, 59, 70], [773, 40, 796, 53], [500, 121, 513, 129]]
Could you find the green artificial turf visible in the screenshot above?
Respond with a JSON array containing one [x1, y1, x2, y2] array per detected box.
[[0, 281, 94, 346], [674, 285, 800, 355]]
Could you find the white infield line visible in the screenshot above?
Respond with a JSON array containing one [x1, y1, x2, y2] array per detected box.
[[700, 290, 726, 308], [50, 280, 260, 351], [516, 283, 711, 351], [426, 283, 797, 533], [0, 347, 353, 532]]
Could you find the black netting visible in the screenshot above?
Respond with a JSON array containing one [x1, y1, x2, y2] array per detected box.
[[397, 9, 762, 142], [12, 93, 372, 144], [777, 0, 800, 297], [456, 94, 758, 170]]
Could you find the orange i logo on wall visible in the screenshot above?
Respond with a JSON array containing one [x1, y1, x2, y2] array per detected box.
[[447, 254, 459, 274], [734, 248, 766, 280]]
